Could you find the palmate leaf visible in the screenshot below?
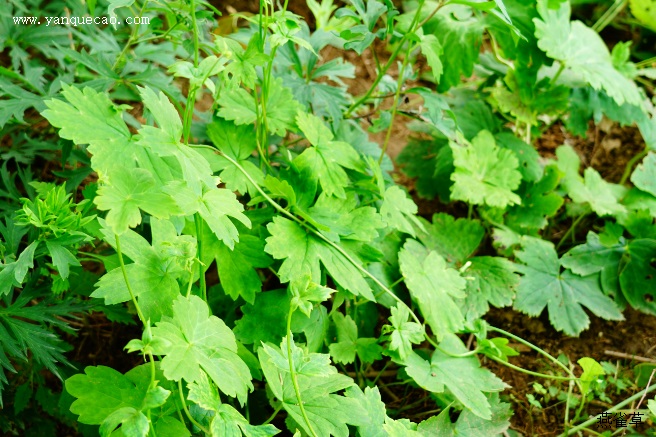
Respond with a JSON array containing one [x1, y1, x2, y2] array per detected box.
[[258, 337, 368, 437], [534, 0, 642, 106], [42, 85, 137, 178], [513, 239, 623, 336], [328, 312, 382, 365], [631, 152, 656, 197], [380, 186, 425, 237], [404, 335, 507, 420], [399, 240, 466, 340], [415, 214, 518, 320], [384, 305, 424, 361], [427, 4, 484, 92], [265, 217, 375, 300], [151, 295, 253, 404], [92, 219, 189, 323], [66, 365, 169, 430], [206, 118, 264, 197], [95, 167, 180, 235], [164, 181, 250, 250], [556, 146, 626, 216], [450, 130, 522, 208], [417, 393, 511, 436], [218, 78, 302, 136], [505, 164, 564, 231], [294, 112, 364, 199], [188, 371, 280, 437]]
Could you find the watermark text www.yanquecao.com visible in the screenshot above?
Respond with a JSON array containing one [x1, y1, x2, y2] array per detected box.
[[12, 15, 150, 26]]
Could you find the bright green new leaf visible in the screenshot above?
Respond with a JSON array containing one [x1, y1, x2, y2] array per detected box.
[[578, 357, 604, 397], [66, 365, 169, 425], [188, 371, 280, 437], [44, 241, 80, 280], [218, 78, 301, 136], [96, 167, 179, 235], [478, 337, 520, 363], [450, 130, 522, 208], [384, 305, 424, 361], [631, 152, 656, 197], [99, 407, 149, 437], [329, 312, 382, 364], [630, 0, 656, 32], [0, 241, 38, 295], [294, 112, 364, 198], [265, 217, 374, 300], [150, 295, 253, 404], [404, 334, 507, 420], [557, 146, 626, 216], [309, 193, 384, 242], [399, 240, 466, 340], [420, 34, 443, 83], [165, 181, 250, 249], [290, 275, 335, 317], [380, 186, 424, 237], [168, 56, 226, 94], [42, 85, 136, 178], [534, 0, 641, 106], [513, 239, 623, 336], [258, 337, 368, 437]]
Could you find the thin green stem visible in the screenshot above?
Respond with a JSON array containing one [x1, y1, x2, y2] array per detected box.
[[637, 56, 656, 68], [115, 235, 147, 325], [561, 383, 656, 436], [619, 148, 648, 185], [489, 325, 583, 393], [287, 309, 317, 437], [263, 404, 283, 425], [178, 380, 210, 434], [592, 0, 626, 33], [194, 214, 207, 301], [563, 362, 575, 432], [556, 214, 586, 250], [346, 0, 444, 117], [488, 356, 578, 381], [112, 1, 148, 71], [190, 0, 200, 67], [379, 38, 413, 164], [550, 63, 566, 89]]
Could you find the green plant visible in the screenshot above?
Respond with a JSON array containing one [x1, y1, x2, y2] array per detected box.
[[1, 0, 656, 435]]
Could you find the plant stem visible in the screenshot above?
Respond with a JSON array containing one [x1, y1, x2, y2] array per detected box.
[[189, 0, 200, 67], [592, 0, 626, 33], [488, 325, 583, 392], [550, 63, 566, 89], [115, 235, 147, 325], [286, 309, 317, 437], [263, 404, 283, 425], [346, 0, 444, 117], [488, 356, 578, 381], [561, 382, 656, 436], [194, 214, 207, 301], [619, 148, 648, 185], [178, 380, 210, 434], [556, 214, 586, 250], [378, 1, 425, 164], [112, 1, 148, 71]]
